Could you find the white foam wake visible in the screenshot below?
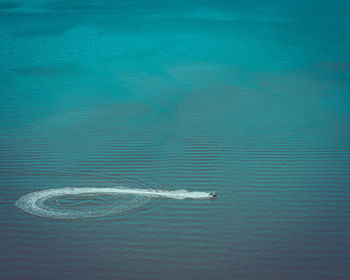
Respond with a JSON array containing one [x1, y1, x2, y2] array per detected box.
[[16, 187, 210, 219]]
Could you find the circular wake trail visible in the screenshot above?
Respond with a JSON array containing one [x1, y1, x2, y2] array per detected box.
[[16, 187, 210, 219]]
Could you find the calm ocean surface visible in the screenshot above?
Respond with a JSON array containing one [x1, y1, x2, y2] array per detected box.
[[1, 1, 350, 279]]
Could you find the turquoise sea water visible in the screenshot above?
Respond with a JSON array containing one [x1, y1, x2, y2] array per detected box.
[[1, 1, 350, 279]]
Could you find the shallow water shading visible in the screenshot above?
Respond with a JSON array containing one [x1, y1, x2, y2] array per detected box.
[[1, 1, 350, 279]]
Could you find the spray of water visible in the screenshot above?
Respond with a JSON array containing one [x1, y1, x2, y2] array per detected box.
[[16, 187, 210, 219]]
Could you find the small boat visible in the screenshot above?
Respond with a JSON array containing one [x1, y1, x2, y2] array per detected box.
[[209, 192, 217, 198]]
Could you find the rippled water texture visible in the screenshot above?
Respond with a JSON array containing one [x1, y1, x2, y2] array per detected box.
[[1, 0, 350, 279]]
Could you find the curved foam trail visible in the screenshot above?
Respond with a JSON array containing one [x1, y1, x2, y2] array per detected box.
[[16, 187, 210, 219]]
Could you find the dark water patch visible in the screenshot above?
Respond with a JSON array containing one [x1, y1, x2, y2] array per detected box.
[[0, 2, 20, 10], [15, 64, 84, 77], [13, 26, 73, 37]]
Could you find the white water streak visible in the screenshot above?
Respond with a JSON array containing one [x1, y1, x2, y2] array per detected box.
[[16, 187, 210, 219]]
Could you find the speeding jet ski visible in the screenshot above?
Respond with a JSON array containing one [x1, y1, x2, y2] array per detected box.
[[209, 192, 217, 198]]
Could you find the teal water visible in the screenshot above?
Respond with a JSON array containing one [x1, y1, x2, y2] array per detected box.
[[1, 1, 350, 279]]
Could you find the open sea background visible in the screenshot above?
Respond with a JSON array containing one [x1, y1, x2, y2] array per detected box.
[[1, 0, 350, 279]]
